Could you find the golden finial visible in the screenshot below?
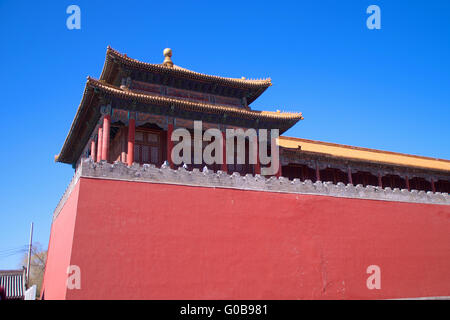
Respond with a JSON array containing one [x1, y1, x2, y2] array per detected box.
[[163, 48, 173, 67]]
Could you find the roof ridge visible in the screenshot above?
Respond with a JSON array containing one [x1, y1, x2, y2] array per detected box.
[[0, 269, 24, 273], [105, 46, 272, 87]]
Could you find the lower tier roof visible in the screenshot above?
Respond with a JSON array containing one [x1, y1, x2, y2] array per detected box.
[[56, 77, 302, 164]]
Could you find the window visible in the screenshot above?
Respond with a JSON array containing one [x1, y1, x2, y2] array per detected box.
[[134, 130, 161, 165]]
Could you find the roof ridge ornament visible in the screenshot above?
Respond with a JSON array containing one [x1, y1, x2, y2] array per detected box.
[[163, 48, 173, 68]]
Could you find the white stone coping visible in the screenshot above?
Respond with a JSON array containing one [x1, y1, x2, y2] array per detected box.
[[53, 159, 450, 220]]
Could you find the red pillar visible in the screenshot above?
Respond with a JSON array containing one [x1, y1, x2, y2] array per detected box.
[[378, 173, 383, 188], [405, 176, 410, 191], [91, 140, 96, 162], [127, 118, 135, 166], [276, 163, 281, 178], [431, 178, 436, 193], [101, 115, 111, 162], [315, 161, 320, 182], [167, 122, 174, 168], [221, 131, 227, 173], [275, 147, 282, 178], [121, 129, 127, 163], [275, 136, 281, 178], [255, 138, 261, 175], [96, 127, 103, 163], [347, 167, 353, 185]]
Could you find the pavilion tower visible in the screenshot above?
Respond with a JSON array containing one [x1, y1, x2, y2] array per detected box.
[[55, 47, 303, 175]]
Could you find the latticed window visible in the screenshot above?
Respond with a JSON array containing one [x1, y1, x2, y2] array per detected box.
[[134, 130, 161, 165]]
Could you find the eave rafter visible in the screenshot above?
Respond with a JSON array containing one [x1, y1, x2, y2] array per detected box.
[[87, 77, 303, 122]]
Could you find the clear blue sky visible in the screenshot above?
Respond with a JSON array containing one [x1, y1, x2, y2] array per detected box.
[[0, 0, 449, 268]]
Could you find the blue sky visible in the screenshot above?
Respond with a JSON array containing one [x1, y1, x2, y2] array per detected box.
[[0, 0, 449, 268]]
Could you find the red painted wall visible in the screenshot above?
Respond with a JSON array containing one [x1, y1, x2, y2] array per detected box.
[[44, 177, 450, 299], [42, 182, 80, 300]]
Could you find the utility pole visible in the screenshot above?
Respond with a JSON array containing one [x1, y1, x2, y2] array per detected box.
[[26, 222, 33, 288]]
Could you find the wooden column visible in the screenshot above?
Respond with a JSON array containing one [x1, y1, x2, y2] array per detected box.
[[127, 117, 135, 166], [347, 167, 353, 185], [275, 160, 282, 178], [378, 172, 383, 188], [270, 140, 283, 178], [315, 161, 320, 182], [121, 128, 127, 163], [253, 131, 260, 175], [167, 120, 174, 168], [431, 178, 436, 193], [255, 140, 261, 175], [221, 130, 227, 173], [96, 127, 103, 162], [101, 114, 111, 162], [275, 135, 281, 178], [90, 139, 96, 162], [405, 176, 410, 191]]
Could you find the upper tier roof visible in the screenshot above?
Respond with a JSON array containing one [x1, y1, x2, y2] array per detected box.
[[100, 46, 272, 104]]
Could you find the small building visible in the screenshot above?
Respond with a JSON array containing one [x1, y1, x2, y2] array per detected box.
[[0, 269, 26, 300]]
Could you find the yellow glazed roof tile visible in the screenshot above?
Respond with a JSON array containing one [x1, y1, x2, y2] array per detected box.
[[279, 136, 450, 172]]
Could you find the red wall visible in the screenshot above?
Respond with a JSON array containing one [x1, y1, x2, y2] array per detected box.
[[44, 177, 450, 299], [42, 182, 80, 300]]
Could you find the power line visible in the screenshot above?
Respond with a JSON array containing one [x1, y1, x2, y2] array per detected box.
[[0, 249, 28, 260], [0, 245, 28, 254]]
